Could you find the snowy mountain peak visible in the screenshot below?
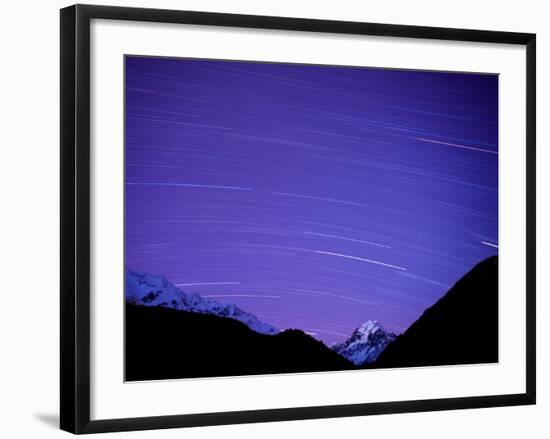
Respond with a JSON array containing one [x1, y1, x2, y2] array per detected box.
[[332, 321, 396, 365], [357, 320, 382, 336], [125, 268, 278, 335]]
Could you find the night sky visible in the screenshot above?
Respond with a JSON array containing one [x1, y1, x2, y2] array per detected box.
[[125, 56, 498, 345]]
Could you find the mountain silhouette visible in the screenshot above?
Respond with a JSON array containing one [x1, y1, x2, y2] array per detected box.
[[369, 255, 498, 369], [125, 255, 498, 380], [126, 304, 354, 381]]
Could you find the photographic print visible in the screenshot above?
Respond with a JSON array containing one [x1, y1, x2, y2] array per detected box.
[[124, 56, 499, 382]]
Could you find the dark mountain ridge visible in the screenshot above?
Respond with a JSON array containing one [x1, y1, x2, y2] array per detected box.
[[126, 304, 354, 381], [369, 255, 498, 369]]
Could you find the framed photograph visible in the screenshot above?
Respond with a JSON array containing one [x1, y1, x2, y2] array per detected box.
[[60, 4, 536, 434]]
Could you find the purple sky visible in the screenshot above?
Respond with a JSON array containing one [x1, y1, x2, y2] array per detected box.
[[125, 56, 498, 345]]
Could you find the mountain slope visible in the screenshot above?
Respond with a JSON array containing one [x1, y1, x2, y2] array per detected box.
[[370, 255, 498, 368], [126, 304, 354, 381], [125, 268, 278, 335], [332, 321, 396, 365]]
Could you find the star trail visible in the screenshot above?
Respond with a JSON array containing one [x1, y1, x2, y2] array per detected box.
[[125, 56, 498, 345]]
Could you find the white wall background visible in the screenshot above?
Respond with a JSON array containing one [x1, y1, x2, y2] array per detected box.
[[0, 0, 546, 437]]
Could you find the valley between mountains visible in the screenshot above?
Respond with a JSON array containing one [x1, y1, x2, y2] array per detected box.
[[125, 256, 497, 381]]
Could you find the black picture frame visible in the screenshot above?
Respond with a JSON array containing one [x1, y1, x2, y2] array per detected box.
[[60, 4, 536, 434]]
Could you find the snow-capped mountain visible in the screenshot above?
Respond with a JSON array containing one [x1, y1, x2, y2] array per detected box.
[[125, 268, 278, 335], [332, 321, 396, 365]]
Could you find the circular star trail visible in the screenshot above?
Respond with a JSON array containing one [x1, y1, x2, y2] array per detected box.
[[125, 56, 498, 345]]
